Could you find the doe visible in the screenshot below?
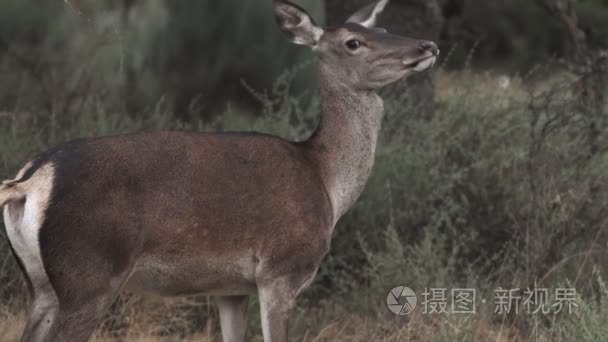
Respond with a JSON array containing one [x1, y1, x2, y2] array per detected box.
[[0, 0, 438, 341]]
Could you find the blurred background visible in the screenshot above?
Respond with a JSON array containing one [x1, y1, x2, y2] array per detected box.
[[0, 0, 607, 341]]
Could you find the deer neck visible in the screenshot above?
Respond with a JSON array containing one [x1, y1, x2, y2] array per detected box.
[[305, 64, 384, 222]]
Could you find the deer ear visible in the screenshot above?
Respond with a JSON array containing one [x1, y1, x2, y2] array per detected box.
[[346, 0, 389, 28], [273, 0, 324, 47]]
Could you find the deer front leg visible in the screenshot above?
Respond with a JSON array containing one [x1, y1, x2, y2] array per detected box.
[[216, 295, 249, 342], [258, 278, 297, 342], [257, 270, 318, 342]]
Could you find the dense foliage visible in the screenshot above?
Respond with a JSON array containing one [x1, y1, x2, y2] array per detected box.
[[0, 0, 606, 115]]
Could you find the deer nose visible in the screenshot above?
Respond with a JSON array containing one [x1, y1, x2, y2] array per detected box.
[[419, 41, 439, 56]]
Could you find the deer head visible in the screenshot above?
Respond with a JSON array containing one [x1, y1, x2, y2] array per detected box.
[[274, 0, 439, 90]]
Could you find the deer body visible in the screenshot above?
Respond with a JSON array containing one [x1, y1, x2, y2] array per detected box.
[[42, 132, 332, 296], [0, 1, 437, 341]]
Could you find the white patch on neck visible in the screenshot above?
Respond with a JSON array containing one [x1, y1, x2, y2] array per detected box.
[[322, 93, 384, 222]]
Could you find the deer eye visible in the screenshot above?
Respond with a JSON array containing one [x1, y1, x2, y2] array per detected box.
[[345, 39, 361, 50]]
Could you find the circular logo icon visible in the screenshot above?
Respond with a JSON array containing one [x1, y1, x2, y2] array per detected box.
[[387, 286, 417, 315]]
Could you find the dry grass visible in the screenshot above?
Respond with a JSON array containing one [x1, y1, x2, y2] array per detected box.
[[1, 309, 527, 342], [93, 332, 214, 342], [0, 309, 25, 342]]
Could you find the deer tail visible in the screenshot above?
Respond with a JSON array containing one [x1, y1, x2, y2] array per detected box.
[[0, 180, 25, 207]]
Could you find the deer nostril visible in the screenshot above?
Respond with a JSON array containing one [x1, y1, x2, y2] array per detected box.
[[419, 41, 439, 55]]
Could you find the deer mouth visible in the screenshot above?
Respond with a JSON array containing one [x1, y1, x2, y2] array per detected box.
[[402, 55, 437, 72]]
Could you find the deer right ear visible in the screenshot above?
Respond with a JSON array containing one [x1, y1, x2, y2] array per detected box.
[[346, 0, 389, 28], [273, 0, 324, 47]]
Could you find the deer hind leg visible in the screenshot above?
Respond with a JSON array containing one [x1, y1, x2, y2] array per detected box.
[[19, 269, 121, 342], [5, 204, 129, 341], [216, 295, 249, 342], [45, 291, 119, 342], [4, 199, 59, 342], [40, 249, 132, 342], [18, 292, 115, 342], [39, 234, 135, 342], [19, 278, 59, 342]]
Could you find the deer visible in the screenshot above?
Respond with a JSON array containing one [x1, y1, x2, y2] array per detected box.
[[0, 0, 438, 341]]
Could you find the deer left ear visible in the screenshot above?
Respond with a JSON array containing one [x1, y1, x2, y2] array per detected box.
[[346, 0, 389, 28], [274, 0, 324, 47]]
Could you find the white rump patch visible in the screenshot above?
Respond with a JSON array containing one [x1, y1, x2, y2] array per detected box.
[[4, 162, 58, 338]]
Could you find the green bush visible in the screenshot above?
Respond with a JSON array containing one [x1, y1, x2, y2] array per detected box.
[[0, 0, 320, 118]]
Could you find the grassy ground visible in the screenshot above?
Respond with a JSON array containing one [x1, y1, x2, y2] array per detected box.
[[0, 69, 607, 341]]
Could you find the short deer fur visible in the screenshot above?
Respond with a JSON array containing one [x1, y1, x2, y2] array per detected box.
[[0, 1, 438, 341]]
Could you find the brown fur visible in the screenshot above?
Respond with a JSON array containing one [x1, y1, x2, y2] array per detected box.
[[2, 1, 438, 341]]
